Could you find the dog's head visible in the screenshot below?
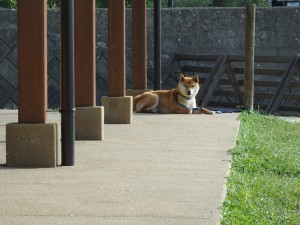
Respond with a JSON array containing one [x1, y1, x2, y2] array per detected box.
[[178, 74, 200, 98]]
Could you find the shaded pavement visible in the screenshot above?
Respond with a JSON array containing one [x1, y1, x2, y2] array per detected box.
[[0, 110, 240, 225]]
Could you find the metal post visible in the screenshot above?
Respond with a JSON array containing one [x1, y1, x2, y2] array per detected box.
[[61, 0, 75, 166], [154, 0, 162, 90], [168, 0, 173, 8]]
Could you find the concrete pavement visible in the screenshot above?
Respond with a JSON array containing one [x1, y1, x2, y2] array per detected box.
[[0, 110, 239, 225]]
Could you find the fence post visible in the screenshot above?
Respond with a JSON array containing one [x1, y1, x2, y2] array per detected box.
[[244, 4, 256, 110]]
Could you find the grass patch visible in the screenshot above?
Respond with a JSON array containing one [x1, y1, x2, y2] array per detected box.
[[221, 112, 300, 225]]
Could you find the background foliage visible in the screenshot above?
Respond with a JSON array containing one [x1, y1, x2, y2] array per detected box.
[[0, 0, 269, 9]]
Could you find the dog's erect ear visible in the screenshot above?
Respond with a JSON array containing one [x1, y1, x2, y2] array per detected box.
[[179, 73, 185, 82], [193, 75, 199, 83]]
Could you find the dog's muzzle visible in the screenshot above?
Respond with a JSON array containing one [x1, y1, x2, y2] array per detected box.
[[187, 90, 191, 95]]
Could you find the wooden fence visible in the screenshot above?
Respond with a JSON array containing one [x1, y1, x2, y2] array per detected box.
[[175, 54, 300, 116]]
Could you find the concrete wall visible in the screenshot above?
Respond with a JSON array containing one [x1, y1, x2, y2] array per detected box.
[[0, 7, 300, 109]]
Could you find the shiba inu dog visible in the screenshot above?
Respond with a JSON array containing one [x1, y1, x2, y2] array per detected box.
[[133, 74, 213, 114]]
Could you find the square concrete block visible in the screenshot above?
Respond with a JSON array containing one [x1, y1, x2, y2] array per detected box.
[[75, 106, 104, 140], [101, 96, 133, 124], [6, 123, 60, 168]]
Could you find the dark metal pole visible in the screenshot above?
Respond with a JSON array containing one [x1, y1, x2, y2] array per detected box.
[[61, 0, 75, 166], [154, 0, 161, 90], [168, 0, 173, 8]]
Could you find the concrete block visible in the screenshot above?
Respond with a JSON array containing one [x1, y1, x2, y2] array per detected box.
[[75, 106, 104, 140], [101, 96, 133, 124], [6, 123, 60, 168]]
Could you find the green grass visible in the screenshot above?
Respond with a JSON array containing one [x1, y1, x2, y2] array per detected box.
[[221, 112, 300, 225]]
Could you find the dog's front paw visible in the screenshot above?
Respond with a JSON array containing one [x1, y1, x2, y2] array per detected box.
[[192, 108, 214, 115]]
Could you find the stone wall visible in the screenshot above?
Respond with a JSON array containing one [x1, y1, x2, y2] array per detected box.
[[0, 7, 300, 109]]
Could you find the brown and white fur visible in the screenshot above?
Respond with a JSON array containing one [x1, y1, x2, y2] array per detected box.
[[133, 74, 213, 114]]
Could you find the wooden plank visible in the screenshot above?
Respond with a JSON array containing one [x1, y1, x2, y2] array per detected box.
[[219, 78, 300, 88], [108, 0, 126, 97], [234, 67, 286, 76], [254, 55, 292, 63], [132, 0, 147, 89], [229, 55, 292, 63], [18, 0, 47, 123], [212, 91, 300, 100], [207, 101, 241, 108], [74, 0, 96, 106], [175, 54, 220, 61], [213, 90, 242, 97], [282, 94, 300, 100], [182, 66, 214, 73], [278, 105, 300, 113]]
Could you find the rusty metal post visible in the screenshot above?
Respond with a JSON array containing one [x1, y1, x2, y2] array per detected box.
[[74, 0, 96, 106], [18, 0, 47, 123], [132, 0, 147, 90], [108, 0, 126, 97], [244, 4, 256, 110]]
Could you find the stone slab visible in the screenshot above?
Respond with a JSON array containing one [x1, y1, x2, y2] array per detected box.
[[75, 106, 104, 140], [101, 96, 133, 124], [6, 123, 60, 168]]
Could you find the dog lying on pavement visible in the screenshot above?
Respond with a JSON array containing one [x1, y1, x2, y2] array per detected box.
[[133, 74, 213, 114]]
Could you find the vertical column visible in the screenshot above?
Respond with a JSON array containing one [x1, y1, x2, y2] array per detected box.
[[108, 0, 126, 97], [18, 0, 47, 123], [132, 0, 147, 90], [6, 0, 59, 168], [126, 0, 150, 98], [74, 0, 96, 107], [74, 0, 104, 140], [101, 0, 132, 124], [244, 4, 256, 111], [61, 0, 75, 166], [127, 0, 151, 98]]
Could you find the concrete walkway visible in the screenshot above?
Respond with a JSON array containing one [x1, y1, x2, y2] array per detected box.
[[0, 110, 239, 225]]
